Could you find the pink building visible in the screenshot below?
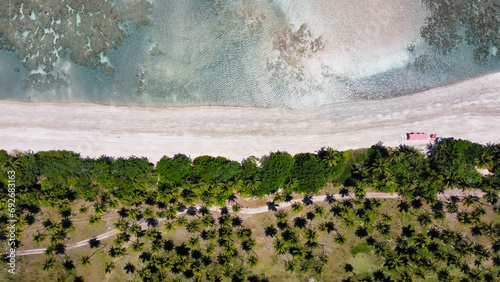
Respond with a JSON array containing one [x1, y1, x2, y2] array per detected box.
[[407, 133, 427, 140]]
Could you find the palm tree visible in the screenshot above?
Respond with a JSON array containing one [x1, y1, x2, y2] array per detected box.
[[242, 238, 257, 254], [129, 223, 143, 237], [50, 230, 68, 245], [384, 253, 403, 270], [113, 232, 130, 247], [319, 147, 342, 167], [41, 257, 55, 272], [236, 228, 252, 240], [107, 197, 120, 209], [219, 226, 233, 240], [163, 221, 175, 233], [131, 240, 145, 253], [248, 255, 259, 267], [44, 245, 56, 256], [175, 215, 188, 227], [436, 268, 452, 282], [87, 214, 102, 226], [484, 190, 499, 205], [44, 219, 62, 233], [273, 192, 287, 203], [204, 243, 216, 256], [373, 242, 388, 257], [201, 215, 215, 227], [104, 261, 116, 274], [232, 204, 242, 214], [165, 205, 178, 218], [93, 202, 107, 215], [33, 231, 47, 244], [475, 151, 493, 169], [186, 219, 202, 233], [343, 218, 356, 229], [202, 228, 218, 241], [304, 228, 319, 244], [314, 205, 325, 216], [142, 207, 155, 219], [137, 266, 152, 280], [274, 239, 287, 255], [188, 237, 200, 249], [319, 222, 329, 233], [291, 202, 303, 213], [108, 247, 126, 258], [375, 222, 391, 236], [398, 270, 414, 282], [128, 208, 142, 221], [414, 233, 429, 249], [462, 195, 479, 207], [114, 219, 129, 231], [274, 210, 288, 223], [144, 229, 162, 241], [221, 241, 237, 258], [334, 233, 347, 245], [284, 259, 296, 273], [79, 255, 92, 267], [457, 211, 474, 226], [79, 206, 89, 214], [381, 212, 393, 223], [445, 201, 459, 213]]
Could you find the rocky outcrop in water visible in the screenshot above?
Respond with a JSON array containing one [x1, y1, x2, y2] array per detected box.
[[0, 0, 153, 91]]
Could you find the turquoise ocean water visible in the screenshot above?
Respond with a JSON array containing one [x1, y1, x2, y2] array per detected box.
[[1, 0, 499, 108]]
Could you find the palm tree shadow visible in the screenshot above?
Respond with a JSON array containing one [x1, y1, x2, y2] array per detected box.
[[146, 218, 159, 227], [89, 237, 101, 248], [54, 243, 66, 255], [124, 262, 136, 274], [220, 207, 229, 215], [325, 194, 336, 204], [227, 194, 237, 203], [177, 203, 187, 213], [186, 206, 198, 216], [302, 196, 314, 206], [267, 202, 279, 211], [199, 206, 210, 215]]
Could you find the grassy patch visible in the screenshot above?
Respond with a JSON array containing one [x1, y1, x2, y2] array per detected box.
[[348, 253, 381, 275], [350, 242, 371, 256]]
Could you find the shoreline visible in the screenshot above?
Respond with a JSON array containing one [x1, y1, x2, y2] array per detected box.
[[1, 72, 500, 162]]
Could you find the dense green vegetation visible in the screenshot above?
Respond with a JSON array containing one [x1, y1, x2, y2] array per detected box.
[[2, 139, 497, 211], [1, 138, 499, 281]]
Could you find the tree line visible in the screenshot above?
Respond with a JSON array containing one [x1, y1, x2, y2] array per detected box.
[[0, 138, 499, 211]]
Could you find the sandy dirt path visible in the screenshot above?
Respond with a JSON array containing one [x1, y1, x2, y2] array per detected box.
[[1, 73, 500, 162], [12, 189, 485, 256]]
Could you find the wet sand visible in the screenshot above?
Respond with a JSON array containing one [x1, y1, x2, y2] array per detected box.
[[1, 72, 500, 162]]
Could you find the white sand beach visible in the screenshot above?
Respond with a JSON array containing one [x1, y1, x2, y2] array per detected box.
[[1, 73, 500, 162]]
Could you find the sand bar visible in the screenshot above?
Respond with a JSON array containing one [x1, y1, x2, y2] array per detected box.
[[1, 73, 500, 162]]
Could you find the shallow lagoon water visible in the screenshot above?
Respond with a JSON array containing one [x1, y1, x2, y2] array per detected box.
[[1, 0, 499, 108]]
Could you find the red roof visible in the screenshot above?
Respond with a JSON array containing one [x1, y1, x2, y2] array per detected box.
[[407, 133, 427, 140]]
